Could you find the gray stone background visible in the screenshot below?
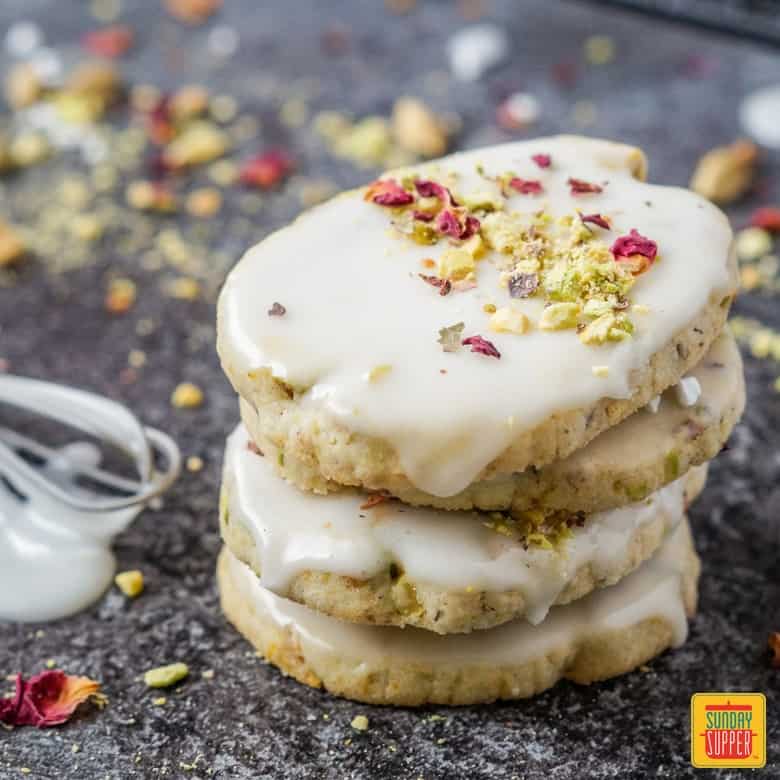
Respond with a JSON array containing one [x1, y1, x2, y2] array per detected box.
[[0, 0, 778, 777]]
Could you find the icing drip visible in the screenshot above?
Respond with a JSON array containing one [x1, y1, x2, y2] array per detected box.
[[222, 519, 692, 668], [224, 424, 693, 624]]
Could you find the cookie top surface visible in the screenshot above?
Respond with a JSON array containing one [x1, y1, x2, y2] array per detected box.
[[220, 517, 694, 666], [223, 424, 691, 625], [219, 136, 734, 497]]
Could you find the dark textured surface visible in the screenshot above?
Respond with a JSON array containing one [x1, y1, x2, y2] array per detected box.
[[1, 1, 779, 778]]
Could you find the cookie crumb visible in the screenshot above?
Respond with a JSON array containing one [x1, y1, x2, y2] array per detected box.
[[171, 382, 204, 409], [144, 662, 189, 689], [351, 714, 369, 731], [115, 570, 144, 598]]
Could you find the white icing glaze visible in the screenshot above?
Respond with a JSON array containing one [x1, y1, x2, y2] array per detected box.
[[675, 376, 702, 408], [224, 424, 689, 624], [219, 136, 734, 497], [0, 443, 141, 622], [223, 519, 692, 667]]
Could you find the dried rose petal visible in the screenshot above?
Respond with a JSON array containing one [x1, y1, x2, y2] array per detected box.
[[508, 272, 539, 298], [0, 676, 24, 725], [268, 302, 286, 316], [145, 95, 175, 146], [463, 215, 480, 239], [531, 153, 551, 169], [509, 178, 544, 195], [769, 632, 780, 668], [611, 228, 658, 267], [568, 177, 603, 195], [462, 335, 501, 359], [240, 150, 295, 190], [247, 440, 264, 456], [580, 212, 611, 230], [364, 178, 414, 206], [82, 25, 135, 58], [414, 179, 457, 207], [435, 210, 480, 240], [750, 207, 780, 233], [412, 210, 435, 222], [1, 671, 102, 728], [419, 274, 452, 296]]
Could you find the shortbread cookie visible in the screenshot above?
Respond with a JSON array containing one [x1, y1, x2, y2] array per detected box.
[[241, 331, 742, 513], [217, 518, 700, 706], [218, 136, 737, 505], [220, 424, 705, 633]]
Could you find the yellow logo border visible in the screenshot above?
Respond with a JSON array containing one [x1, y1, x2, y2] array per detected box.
[[690, 692, 766, 769]]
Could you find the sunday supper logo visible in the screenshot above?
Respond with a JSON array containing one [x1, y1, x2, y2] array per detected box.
[[690, 693, 766, 768]]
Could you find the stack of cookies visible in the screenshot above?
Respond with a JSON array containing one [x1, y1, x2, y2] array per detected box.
[[215, 136, 744, 706]]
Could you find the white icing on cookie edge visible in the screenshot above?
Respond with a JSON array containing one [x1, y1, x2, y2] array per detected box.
[[224, 424, 695, 624], [221, 519, 692, 667]]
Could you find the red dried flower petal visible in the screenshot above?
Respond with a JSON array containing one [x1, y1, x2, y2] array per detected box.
[[414, 180, 457, 207], [434, 210, 480, 240], [531, 153, 551, 169], [611, 228, 658, 275], [240, 149, 295, 190], [750, 207, 780, 233], [0, 671, 102, 728], [462, 335, 501, 359], [81, 25, 135, 58], [419, 274, 452, 296], [144, 96, 175, 146], [509, 177, 543, 195], [267, 302, 286, 316], [412, 210, 435, 222], [0, 675, 24, 725], [365, 178, 414, 206], [580, 212, 611, 230], [568, 178, 603, 195], [463, 215, 480, 239]]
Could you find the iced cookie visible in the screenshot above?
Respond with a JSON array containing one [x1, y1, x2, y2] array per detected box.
[[218, 136, 737, 505], [240, 330, 742, 513], [220, 424, 705, 634], [217, 518, 700, 706]]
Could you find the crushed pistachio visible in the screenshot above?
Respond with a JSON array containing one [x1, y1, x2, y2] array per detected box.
[[114, 570, 144, 598], [539, 302, 580, 331], [143, 662, 189, 689], [578, 312, 633, 345], [163, 121, 229, 168], [392, 97, 448, 158], [592, 365, 610, 378], [171, 382, 204, 409], [186, 455, 204, 472], [366, 364, 392, 382], [0, 221, 27, 267], [437, 247, 475, 281], [489, 307, 530, 335], [462, 190, 504, 212], [105, 278, 137, 314], [437, 322, 464, 353], [736, 227, 772, 262], [350, 715, 369, 731], [689, 140, 758, 205]]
